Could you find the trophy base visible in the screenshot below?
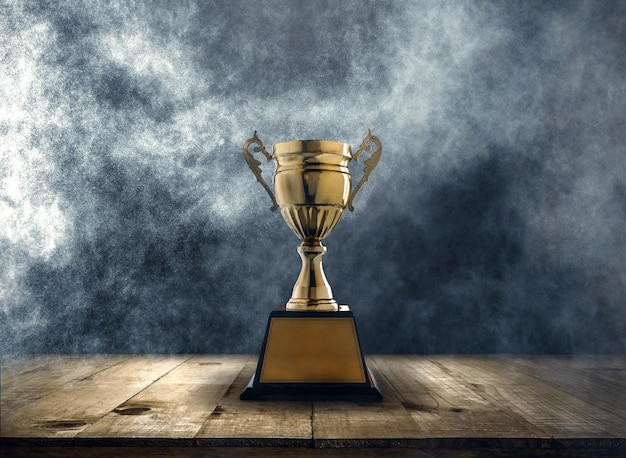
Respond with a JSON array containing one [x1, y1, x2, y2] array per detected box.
[[240, 306, 382, 401]]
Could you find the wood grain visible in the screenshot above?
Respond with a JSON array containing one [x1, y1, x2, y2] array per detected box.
[[2, 354, 626, 455], [1, 355, 188, 438], [371, 355, 542, 442], [196, 361, 313, 446], [0, 355, 130, 414], [430, 355, 626, 438], [78, 355, 250, 439]]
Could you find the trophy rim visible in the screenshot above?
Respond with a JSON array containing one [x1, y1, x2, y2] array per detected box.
[[273, 140, 352, 158]]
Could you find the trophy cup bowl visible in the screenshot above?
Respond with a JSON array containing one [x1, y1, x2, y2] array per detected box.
[[244, 131, 382, 312]]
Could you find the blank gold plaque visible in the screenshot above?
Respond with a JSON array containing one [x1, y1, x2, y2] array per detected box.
[[259, 317, 366, 383]]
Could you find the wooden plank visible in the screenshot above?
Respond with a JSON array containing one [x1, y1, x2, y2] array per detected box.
[[431, 355, 626, 438], [372, 355, 541, 443], [0, 445, 476, 457], [438, 355, 626, 431], [78, 355, 250, 439], [508, 355, 626, 411], [1, 355, 64, 381], [195, 361, 313, 446], [2, 354, 626, 453], [1, 355, 130, 414], [311, 357, 422, 446], [1, 355, 189, 438]]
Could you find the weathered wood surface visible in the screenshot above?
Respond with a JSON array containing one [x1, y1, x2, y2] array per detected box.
[[2, 355, 626, 456]]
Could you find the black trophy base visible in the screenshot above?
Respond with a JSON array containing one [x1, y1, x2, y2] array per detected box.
[[240, 306, 382, 401]]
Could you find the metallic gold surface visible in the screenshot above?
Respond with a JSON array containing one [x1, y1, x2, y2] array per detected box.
[[243, 131, 382, 311], [347, 129, 382, 211], [243, 131, 278, 212], [259, 316, 365, 383]]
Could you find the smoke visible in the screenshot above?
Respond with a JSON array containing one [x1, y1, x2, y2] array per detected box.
[[1, 0, 624, 354]]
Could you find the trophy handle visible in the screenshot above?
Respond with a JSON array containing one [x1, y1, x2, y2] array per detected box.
[[347, 129, 382, 211], [244, 131, 278, 212]]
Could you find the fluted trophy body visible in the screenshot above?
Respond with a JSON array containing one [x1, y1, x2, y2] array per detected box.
[[243, 131, 382, 312], [274, 140, 352, 310]]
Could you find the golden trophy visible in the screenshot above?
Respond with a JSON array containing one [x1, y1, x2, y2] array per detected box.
[[240, 130, 383, 400]]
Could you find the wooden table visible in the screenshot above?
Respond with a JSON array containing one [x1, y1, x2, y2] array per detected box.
[[1, 355, 625, 456]]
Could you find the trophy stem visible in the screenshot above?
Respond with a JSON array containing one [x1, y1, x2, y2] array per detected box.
[[286, 240, 338, 311]]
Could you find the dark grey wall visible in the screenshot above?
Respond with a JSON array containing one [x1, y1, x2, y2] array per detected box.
[[2, 0, 625, 354]]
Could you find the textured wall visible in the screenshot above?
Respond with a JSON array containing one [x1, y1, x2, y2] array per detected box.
[[2, 0, 625, 354]]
